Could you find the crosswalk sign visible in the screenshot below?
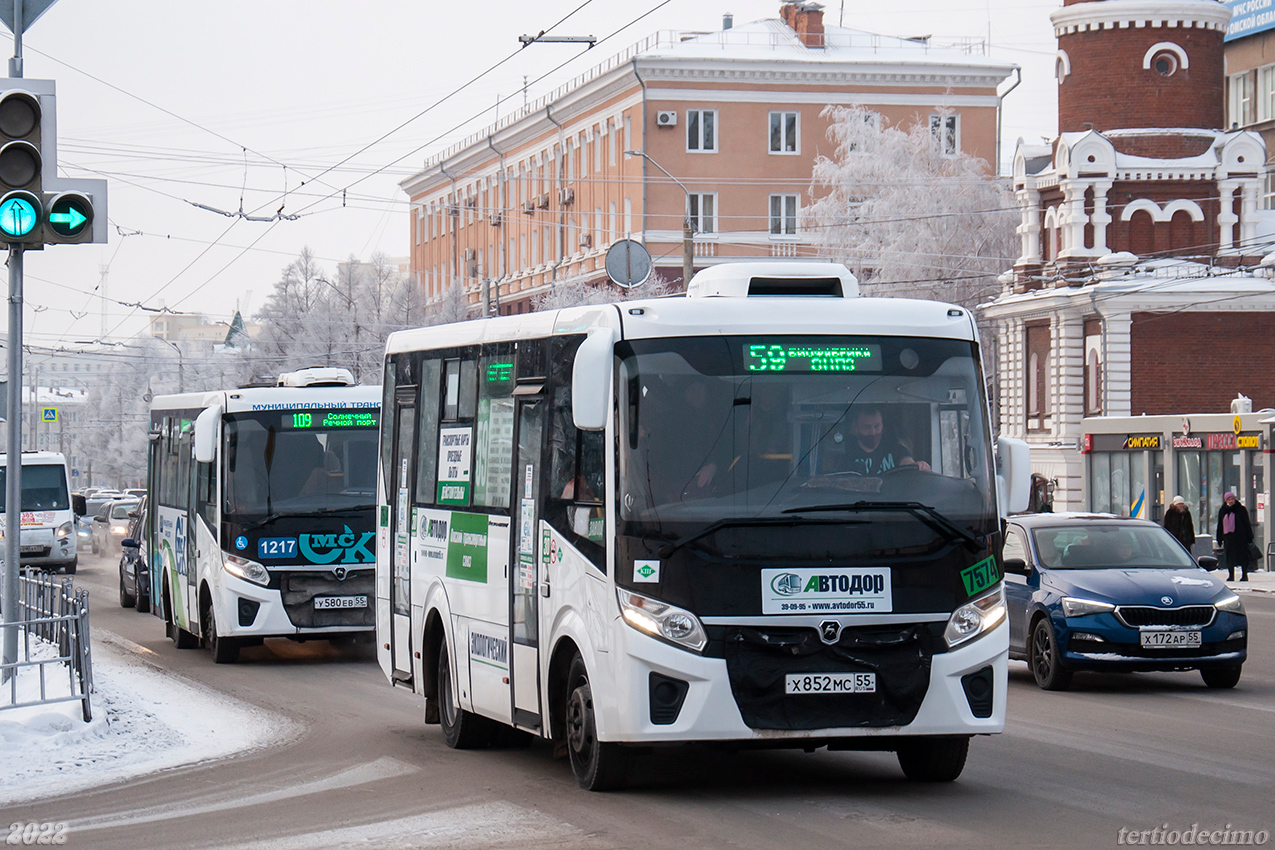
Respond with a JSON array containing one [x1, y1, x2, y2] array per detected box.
[[42, 407, 57, 423]]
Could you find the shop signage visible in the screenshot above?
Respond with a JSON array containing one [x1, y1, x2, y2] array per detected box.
[[1172, 435, 1203, 449], [1204, 432, 1262, 450], [1089, 433, 1161, 452]]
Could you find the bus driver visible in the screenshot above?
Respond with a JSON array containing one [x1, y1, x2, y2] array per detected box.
[[834, 406, 930, 476]]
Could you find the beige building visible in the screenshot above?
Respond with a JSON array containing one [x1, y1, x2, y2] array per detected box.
[[148, 312, 262, 344], [401, 2, 1018, 315]]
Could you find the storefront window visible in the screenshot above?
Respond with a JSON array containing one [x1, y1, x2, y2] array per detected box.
[[1089, 450, 1146, 517], [1178, 449, 1242, 537]]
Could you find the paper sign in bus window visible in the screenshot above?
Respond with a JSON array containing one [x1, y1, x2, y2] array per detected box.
[[437, 427, 473, 505]]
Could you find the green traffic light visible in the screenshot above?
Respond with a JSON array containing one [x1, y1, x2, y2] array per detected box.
[[0, 194, 37, 237], [46, 194, 91, 238]]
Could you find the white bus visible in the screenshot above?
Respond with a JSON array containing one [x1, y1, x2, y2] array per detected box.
[[0, 451, 77, 573], [147, 368, 381, 663], [376, 263, 1030, 789]]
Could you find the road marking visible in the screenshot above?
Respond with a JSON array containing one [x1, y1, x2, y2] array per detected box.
[[68, 757, 419, 831], [208, 801, 614, 850]]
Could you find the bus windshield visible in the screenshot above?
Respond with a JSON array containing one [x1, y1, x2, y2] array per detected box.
[[0, 464, 71, 512], [222, 409, 379, 518], [617, 335, 995, 534]]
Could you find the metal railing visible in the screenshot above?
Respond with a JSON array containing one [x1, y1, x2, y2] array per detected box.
[[0, 569, 93, 721]]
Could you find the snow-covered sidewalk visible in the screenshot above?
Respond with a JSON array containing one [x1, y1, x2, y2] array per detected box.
[[0, 631, 299, 806], [1216, 567, 1275, 594]]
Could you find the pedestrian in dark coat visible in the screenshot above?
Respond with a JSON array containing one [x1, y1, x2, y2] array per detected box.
[[1216, 492, 1254, 582], [1163, 495, 1196, 553]]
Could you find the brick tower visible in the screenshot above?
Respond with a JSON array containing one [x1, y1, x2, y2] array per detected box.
[[1011, 0, 1262, 288]]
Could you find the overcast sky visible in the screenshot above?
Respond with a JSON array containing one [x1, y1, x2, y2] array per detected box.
[[7, 0, 1060, 355]]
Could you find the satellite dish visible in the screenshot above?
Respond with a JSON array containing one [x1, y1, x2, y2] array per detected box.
[[604, 239, 652, 289]]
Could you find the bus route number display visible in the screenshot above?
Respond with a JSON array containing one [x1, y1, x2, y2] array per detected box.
[[282, 411, 379, 430], [744, 342, 882, 372]]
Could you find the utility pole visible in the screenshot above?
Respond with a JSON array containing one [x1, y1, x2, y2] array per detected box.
[[626, 151, 694, 286]]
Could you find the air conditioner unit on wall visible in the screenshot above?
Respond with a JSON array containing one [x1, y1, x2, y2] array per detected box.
[[580, 233, 593, 248], [559, 187, 575, 206], [656, 110, 677, 128], [488, 212, 502, 227], [536, 193, 550, 209]]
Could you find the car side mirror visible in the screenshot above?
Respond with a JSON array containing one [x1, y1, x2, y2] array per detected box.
[[122, 538, 138, 549], [72, 494, 86, 517], [1003, 557, 1028, 575], [1197, 555, 1218, 570]]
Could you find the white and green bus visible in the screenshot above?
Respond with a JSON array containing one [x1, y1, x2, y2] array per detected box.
[[376, 263, 1030, 789], [147, 368, 381, 662]]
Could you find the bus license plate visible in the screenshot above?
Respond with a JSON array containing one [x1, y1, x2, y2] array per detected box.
[[785, 672, 876, 695], [314, 595, 368, 610], [1140, 630, 1201, 648]]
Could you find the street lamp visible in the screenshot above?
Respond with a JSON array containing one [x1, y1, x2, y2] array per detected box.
[[625, 150, 695, 287], [158, 337, 184, 393]]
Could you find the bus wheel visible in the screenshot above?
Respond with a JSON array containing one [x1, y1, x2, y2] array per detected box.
[[438, 641, 492, 749], [897, 736, 970, 782], [204, 602, 240, 664], [565, 654, 627, 791]]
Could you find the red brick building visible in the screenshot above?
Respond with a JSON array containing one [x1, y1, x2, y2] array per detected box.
[[982, 0, 1275, 525]]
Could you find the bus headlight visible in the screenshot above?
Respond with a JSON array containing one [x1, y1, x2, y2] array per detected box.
[[56, 521, 73, 539], [617, 588, 707, 653], [944, 585, 1006, 649], [224, 553, 269, 586]]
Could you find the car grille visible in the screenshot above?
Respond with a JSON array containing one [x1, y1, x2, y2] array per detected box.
[[704, 623, 940, 731], [278, 570, 374, 629], [1116, 605, 1215, 628]]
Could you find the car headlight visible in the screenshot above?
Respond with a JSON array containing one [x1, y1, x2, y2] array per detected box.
[[617, 588, 707, 653], [1215, 594, 1246, 615], [1061, 597, 1116, 618], [111, 526, 126, 535], [56, 521, 73, 539], [224, 553, 270, 586], [944, 585, 1006, 649]]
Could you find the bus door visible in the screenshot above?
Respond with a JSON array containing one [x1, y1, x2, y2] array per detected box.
[[510, 393, 544, 730], [389, 394, 416, 679]]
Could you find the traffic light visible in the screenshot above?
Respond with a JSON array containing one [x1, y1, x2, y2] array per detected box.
[[42, 189, 94, 244], [0, 85, 43, 244]]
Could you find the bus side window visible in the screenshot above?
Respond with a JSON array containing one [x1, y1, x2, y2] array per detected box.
[[547, 337, 606, 571], [415, 359, 442, 504]]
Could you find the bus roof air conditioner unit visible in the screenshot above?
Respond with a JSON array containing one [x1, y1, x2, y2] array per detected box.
[[277, 367, 357, 387]]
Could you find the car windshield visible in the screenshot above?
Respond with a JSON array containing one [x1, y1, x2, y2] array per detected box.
[[110, 502, 137, 520], [223, 409, 379, 517], [1031, 524, 1199, 570], [0, 464, 70, 512], [616, 334, 995, 534]]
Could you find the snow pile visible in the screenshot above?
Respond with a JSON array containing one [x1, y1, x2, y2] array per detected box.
[[0, 632, 298, 805], [0, 628, 81, 710]]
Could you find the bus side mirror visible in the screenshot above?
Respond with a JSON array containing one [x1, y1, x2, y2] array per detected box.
[[194, 405, 223, 464], [72, 494, 86, 517], [996, 436, 1031, 516], [572, 328, 615, 432]]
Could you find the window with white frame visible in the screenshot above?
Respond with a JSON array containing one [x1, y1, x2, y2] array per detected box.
[[1264, 171, 1275, 211], [929, 113, 959, 156], [1259, 65, 1275, 123], [769, 194, 799, 236], [688, 193, 716, 234], [769, 111, 798, 154], [1230, 72, 1254, 127], [687, 109, 717, 152]]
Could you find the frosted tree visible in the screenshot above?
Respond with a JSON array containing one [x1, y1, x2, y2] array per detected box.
[[805, 105, 1017, 307], [532, 270, 679, 311]]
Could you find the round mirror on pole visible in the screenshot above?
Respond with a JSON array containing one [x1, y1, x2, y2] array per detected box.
[[604, 239, 653, 289]]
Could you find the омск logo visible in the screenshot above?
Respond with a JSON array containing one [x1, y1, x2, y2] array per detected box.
[[771, 573, 803, 596]]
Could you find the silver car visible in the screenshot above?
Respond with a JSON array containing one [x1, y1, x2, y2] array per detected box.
[[90, 498, 139, 557]]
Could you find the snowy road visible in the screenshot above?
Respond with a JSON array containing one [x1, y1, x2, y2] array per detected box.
[[2, 550, 1273, 849]]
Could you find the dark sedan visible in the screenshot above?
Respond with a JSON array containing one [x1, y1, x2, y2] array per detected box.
[[1003, 513, 1246, 690], [117, 497, 149, 613]]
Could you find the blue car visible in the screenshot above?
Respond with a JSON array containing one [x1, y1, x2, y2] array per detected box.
[[1003, 513, 1247, 690]]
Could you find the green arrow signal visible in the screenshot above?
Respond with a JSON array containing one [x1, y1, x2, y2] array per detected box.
[[49, 207, 86, 229]]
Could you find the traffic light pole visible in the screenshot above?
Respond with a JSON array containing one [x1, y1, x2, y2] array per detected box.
[[2, 0, 25, 680], [2, 244, 21, 681]]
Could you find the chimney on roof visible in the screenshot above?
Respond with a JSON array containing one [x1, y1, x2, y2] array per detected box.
[[780, 1, 825, 48], [723, 12, 733, 29]]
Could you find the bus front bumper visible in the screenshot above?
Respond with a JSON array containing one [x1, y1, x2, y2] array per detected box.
[[599, 617, 1007, 743], [213, 570, 375, 638]]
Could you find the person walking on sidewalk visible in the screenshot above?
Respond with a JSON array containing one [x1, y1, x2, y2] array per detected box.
[[1163, 495, 1196, 554], [1216, 491, 1254, 582]]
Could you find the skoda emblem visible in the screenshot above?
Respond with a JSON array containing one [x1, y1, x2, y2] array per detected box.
[[819, 620, 842, 644], [333, 566, 348, 581], [1161, 595, 1173, 606]]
